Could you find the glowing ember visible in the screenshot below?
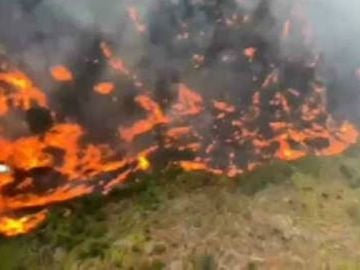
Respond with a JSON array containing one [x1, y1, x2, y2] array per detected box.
[[100, 42, 129, 75], [94, 82, 115, 95], [138, 156, 150, 171], [179, 161, 222, 175], [243, 47, 257, 60], [213, 101, 236, 113], [50, 65, 73, 82]]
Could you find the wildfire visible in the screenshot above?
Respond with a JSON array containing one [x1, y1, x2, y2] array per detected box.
[[0, 0, 358, 237]]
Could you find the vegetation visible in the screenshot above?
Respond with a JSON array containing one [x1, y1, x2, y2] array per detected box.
[[2, 148, 360, 269]]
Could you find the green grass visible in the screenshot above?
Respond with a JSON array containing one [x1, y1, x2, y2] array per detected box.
[[2, 148, 360, 269]]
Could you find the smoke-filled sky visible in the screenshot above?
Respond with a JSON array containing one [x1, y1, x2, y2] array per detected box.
[[0, 0, 359, 121], [1, 0, 359, 69]]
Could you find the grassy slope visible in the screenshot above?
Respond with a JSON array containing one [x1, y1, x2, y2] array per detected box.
[[3, 147, 360, 269]]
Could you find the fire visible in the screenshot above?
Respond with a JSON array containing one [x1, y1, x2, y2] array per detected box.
[[179, 161, 222, 175], [0, 70, 47, 110], [0, 164, 10, 174], [276, 139, 306, 161], [0, 71, 31, 89], [179, 161, 207, 171], [138, 156, 150, 171], [0, 1, 358, 237], [166, 127, 192, 139], [243, 47, 257, 60], [213, 101, 236, 113], [50, 65, 73, 82], [11, 137, 53, 170], [120, 95, 169, 142], [173, 84, 203, 116], [94, 82, 115, 95], [0, 165, 12, 189], [100, 42, 129, 75], [0, 211, 47, 237]]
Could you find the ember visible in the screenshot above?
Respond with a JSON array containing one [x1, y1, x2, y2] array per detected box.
[[94, 82, 115, 95], [0, 0, 358, 237], [50, 65, 73, 82], [138, 156, 151, 171]]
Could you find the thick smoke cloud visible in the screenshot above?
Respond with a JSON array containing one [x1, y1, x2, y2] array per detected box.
[[304, 0, 360, 121]]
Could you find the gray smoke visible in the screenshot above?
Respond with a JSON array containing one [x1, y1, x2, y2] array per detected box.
[[0, 0, 359, 122]]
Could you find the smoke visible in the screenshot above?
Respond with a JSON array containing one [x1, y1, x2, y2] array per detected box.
[[307, 0, 360, 59], [303, 0, 360, 121], [1, 1, 360, 228], [0, 0, 359, 128]]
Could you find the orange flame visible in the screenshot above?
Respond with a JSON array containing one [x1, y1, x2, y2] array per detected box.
[[173, 84, 203, 116], [0, 70, 47, 110], [138, 156, 150, 170], [0, 211, 47, 237], [100, 42, 129, 75], [50, 65, 73, 82], [94, 82, 115, 95], [243, 47, 257, 60], [120, 95, 169, 142]]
